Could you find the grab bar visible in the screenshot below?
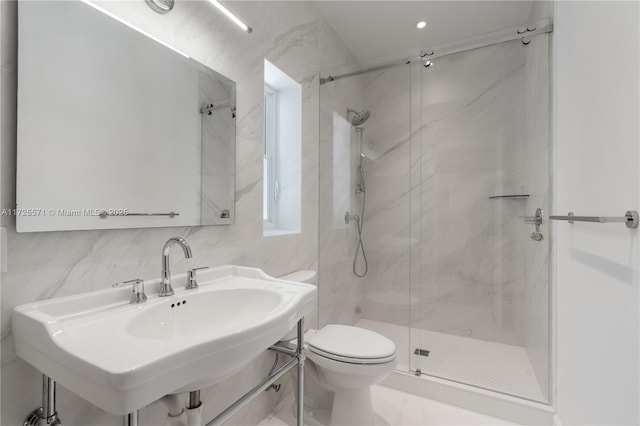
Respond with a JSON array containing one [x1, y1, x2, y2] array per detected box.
[[549, 210, 638, 229]]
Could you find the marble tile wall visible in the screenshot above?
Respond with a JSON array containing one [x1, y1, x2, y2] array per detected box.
[[0, 1, 359, 424], [350, 37, 550, 374], [353, 40, 530, 348], [358, 64, 413, 327], [318, 72, 366, 328], [317, 29, 550, 402], [415, 39, 529, 347]]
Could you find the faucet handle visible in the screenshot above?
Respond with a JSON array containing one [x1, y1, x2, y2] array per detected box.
[[113, 279, 147, 304], [186, 267, 209, 290]]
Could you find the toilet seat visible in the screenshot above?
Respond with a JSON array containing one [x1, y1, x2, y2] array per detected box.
[[307, 324, 396, 364], [308, 346, 396, 364]]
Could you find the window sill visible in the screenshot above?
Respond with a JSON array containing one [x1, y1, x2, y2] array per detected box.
[[263, 228, 300, 237]]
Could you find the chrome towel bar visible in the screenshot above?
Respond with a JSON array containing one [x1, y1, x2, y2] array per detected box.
[[99, 211, 179, 218], [550, 210, 638, 229]]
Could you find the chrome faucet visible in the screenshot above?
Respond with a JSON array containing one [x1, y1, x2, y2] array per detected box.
[[160, 237, 193, 297]]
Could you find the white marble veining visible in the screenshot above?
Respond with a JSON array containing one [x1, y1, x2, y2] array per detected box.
[[415, 39, 529, 346], [318, 70, 366, 328], [362, 64, 413, 328], [413, 38, 550, 401], [0, 1, 360, 424], [318, 33, 550, 403]]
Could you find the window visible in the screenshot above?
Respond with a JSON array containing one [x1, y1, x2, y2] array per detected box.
[[263, 60, 301, 236], [263, 85, 276, 225]]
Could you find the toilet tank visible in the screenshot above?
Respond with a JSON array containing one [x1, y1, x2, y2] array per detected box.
[[279, 270, 317, 340]]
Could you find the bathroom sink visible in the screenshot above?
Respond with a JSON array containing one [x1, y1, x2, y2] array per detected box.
[[126, 288, 282, 340], [12, 266, 316, 415]]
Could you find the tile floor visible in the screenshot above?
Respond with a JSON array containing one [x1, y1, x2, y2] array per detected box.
[[258, 385, 518, 426]]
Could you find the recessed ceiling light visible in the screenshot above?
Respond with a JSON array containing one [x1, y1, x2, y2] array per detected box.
[[415, 21, 427, 30]]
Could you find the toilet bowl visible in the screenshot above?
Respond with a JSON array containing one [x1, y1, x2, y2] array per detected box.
[[280, 271, 397, 426], [305, 324, 396, 426]]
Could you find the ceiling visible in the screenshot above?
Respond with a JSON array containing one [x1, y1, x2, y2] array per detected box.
[[313, 1, 535, 68]]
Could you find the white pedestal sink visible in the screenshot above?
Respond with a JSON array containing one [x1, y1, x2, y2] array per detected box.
[[12, 265, 316, 415]]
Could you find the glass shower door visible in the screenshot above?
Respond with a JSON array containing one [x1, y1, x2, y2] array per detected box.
[[409, 35, 551, 403], [318, 63, 414, 374]]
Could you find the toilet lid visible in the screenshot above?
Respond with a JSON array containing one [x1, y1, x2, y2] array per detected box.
[[307, 325, 396, 362]]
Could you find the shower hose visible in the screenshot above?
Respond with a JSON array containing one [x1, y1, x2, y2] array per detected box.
[[353, 170, 368, 278]]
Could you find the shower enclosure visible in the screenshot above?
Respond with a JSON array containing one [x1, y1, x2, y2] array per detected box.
[[318, 23, 551, 403]]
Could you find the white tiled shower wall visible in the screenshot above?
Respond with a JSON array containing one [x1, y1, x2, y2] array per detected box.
[[317, 62, 366, 328]]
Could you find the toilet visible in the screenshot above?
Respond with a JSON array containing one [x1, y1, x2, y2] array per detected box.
[[280, 271, 397, 426]]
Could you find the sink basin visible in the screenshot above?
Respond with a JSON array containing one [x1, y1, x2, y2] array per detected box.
[[126, 288, 283, 340], [12, 266, 316, 415]]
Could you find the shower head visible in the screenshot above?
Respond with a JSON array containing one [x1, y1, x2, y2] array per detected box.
[[347, 108, 371, 126]]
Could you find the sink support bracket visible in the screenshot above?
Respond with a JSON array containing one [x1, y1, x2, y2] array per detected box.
[[205, 318, 306, 426], [23, 375, 61, 426], [295, 318, 305, 426]]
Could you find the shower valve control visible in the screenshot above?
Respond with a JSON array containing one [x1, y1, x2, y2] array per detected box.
[[525, 208, 544, 242], [530, 232, 544, 242], [524, 215, 542, 226]]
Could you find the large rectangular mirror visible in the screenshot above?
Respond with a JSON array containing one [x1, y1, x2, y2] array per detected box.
[[16, 1, 235, 232]]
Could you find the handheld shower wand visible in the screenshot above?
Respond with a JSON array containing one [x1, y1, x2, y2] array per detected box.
[[345, 108, 371, 278]]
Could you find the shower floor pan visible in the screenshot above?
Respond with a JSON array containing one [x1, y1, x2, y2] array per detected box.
[[356, 319, 545, 403]]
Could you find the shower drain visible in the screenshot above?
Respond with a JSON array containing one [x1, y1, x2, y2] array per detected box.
[[414, 348, 430, 357]]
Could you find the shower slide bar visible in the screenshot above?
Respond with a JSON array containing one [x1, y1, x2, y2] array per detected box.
[[550, 210, 639, 229], [320, 18, 552, 85]]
